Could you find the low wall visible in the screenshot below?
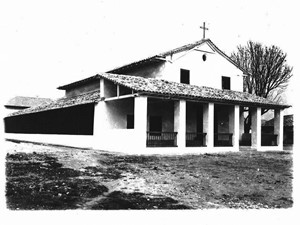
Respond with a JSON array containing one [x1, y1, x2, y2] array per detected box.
[[138, 146, 240, 155], [5, 133, 263, 155], [4, 133, 95, 149], [93, 129, 141, 154], [5, 130, 143, 154], [257, 146, 284, 152]]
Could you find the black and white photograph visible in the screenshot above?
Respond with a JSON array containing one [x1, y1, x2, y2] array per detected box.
[[1, 0, 298, 224]]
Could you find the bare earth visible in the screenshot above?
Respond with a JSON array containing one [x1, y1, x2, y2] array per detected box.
[[5, 140, 293, 210]]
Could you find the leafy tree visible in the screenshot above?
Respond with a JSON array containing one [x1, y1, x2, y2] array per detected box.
[[231, 41, 293, 132]]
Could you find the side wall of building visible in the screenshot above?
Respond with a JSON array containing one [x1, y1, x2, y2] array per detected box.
[[65, 81, 100, 98]]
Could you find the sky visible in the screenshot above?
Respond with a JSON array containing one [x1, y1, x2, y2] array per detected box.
[[0, 0, 298, 105], [0, 0, 299, 221]]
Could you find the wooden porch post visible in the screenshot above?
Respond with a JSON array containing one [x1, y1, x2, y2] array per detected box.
[[233, 105, 240, 149], [251, 107, 261, 150], [203, 103, 214, 148], [239, 107, 244, 141], [134, 96, 148, 149], [174, 100, 186, 148], [274, 108, 284, 149], [228, 105, 240, 149], [100, 78, 105, 98]]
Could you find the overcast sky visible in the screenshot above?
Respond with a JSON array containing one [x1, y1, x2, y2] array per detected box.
[[0, 0, 298, 108]]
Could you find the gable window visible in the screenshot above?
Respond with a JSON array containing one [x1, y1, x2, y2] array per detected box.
[[222, 76, 231, 90], [127, 115, 134, 129], [180, 69, 190, 84]]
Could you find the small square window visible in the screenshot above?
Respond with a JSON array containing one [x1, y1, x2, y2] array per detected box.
[[180, 69, 190, 84], [222, 76, 231, 90]]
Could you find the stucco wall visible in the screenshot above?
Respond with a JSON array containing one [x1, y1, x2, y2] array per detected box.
[[103, 98, 134, 129], [118, 42, 243, 92], [162, 43, 243, 91], [66, 81, 100, 97], [104, 79, 117, 98], [115, 62, 166, 79], [5, 133, 95, 149]]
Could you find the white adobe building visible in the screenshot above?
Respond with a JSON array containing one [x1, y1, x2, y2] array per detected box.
[[4, 39, 289, 154]]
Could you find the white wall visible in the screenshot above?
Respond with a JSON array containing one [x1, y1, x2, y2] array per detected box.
[[94, 99, 134, 131], [5, 133, 95, 149], [122, 42, 244, 92], [104, 98, 134, 129], [93, 129, 142, 153], [162, 42, 243, 91], [66, 81, 100, 97]]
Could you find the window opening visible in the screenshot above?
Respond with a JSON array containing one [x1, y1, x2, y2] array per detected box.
[[180, 69, 190, 84]]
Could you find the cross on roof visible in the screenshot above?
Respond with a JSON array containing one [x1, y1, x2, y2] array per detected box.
[[200, 22, 209, 39]]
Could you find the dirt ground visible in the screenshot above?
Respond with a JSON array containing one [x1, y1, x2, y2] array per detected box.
[[5, 140, 293, 210]]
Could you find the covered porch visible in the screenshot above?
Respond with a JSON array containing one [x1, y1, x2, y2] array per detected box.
[[133, 96, 285, 151], [239, 107, 284, 150], [134, 96, 241, 150], [93, 74, 287, 153]]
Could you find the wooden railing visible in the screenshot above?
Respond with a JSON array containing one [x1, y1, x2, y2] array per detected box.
[[186, 132, 207, 147], [146, 132, 177, 147], [240, 133, 279, 146], [261, 133, 278, 146], [240, 133, 251, 146], [214, 133, 233, 146]]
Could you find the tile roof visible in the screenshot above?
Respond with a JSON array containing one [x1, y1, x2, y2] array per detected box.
[[58, 39, 246, 90], [5, 96, 53, 108], [98, 73, 288, 108], [107, 39, 247, 74], [6, 90, 100, 117], [7, 73, 289, 118]]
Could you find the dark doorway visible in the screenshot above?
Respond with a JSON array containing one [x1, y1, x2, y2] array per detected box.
[[127, 114, 134, 129], [214, 104, 232, 146], [149, 116, 162, 133], [196, 106, 203, 133]]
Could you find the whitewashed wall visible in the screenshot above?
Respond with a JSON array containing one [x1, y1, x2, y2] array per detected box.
[[5, 133, 95, 149], [122, 42, 244, 92], [162, 42, 243, 91]]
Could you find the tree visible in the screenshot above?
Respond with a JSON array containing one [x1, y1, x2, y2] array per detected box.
[[231, 41, 293, 132]]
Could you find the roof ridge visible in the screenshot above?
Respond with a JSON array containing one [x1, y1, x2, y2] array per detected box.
[[106, 38, 247, 74], [107, 39, 208, 73]]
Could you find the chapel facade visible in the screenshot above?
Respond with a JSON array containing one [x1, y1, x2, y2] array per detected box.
[[4, 39, 289, 154]]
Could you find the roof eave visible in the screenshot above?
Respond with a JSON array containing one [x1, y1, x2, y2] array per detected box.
[[137, 91, 290, 109], [57, 75, 101, 90], [107, 56, 165, 73]]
